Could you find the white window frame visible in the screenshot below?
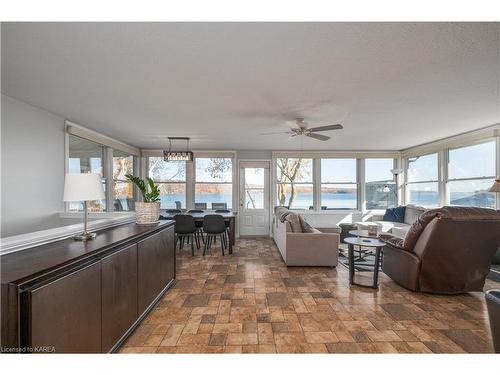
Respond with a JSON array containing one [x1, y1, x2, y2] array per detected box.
[[275, 157, 314, 210], [404, 152, 440, 208], [319, 158, 359, 211], [65, 122, 141, 213], [146, 157, 187, 209], [194, 155, 235, 210], [444, 140, 497, 208], [142, 150, 236, 210], [364, 158, 398, 211], [401, 124, 499, 209], [271, 151, 401, 214], [110, 149, 137, 212]]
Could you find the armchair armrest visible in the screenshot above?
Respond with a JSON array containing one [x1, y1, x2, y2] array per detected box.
[[379, 233, 407, 251]]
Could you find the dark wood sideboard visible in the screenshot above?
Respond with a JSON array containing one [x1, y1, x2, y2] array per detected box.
[[0, 220, 175, 353]]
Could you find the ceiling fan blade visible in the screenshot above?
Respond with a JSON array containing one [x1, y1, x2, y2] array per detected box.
[[305, 133, 330, 141], [308, 124, 343, 132], [259, 131, 292, 135]]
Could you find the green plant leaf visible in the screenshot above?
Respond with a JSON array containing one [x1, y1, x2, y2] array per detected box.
[[126, 174, 148, 201]]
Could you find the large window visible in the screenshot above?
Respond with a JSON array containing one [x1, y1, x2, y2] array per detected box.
[[148, 158, 187, 209], [321, 159, 357, 209], [406, 153, 439, 207], [365, 158, 396, 210], [276, 158, 313, 209], [113, 150, 135, 211], [195, 158, 233, 209], [68, 135, 106, 212], [447, 141, 496, 208]]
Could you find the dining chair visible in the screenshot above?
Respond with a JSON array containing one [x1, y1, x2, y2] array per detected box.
[[211, 202, 227, 210], [173, 214, 199, 256], [202, 214, 227, 256], [188, 209, 205, 243], [214, 209, 231, 242], [194, 202, 207, 210]]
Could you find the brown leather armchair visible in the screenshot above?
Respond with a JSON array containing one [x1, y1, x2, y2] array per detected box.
[[381, 206, 500, 294]]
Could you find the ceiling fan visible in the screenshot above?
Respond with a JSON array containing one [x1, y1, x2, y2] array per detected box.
[[261, 118, 343, 141]]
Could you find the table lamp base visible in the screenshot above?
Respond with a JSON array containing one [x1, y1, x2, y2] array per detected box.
[[73, 232, 97, 241]]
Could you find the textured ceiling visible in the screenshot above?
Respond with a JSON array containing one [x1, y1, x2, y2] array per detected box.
[[2, 22, 499, 150]]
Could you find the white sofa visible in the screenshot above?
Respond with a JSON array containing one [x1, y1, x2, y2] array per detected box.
[[363, 204, 426, 238], [273, 211, 340, 267]]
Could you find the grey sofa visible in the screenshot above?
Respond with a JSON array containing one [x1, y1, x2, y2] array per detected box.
[[272, 207, 340, 267]]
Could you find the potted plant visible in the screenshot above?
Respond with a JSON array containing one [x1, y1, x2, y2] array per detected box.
[[126, 174, 161, 224]]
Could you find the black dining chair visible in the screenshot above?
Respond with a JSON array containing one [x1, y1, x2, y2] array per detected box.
[[211, 202, 227, 210], [194, 202, 207, 210], [173, 214, 199, 256], [215, 209, 231, 244], [202, 215, 227, 256], [188, 209, 205, 244]]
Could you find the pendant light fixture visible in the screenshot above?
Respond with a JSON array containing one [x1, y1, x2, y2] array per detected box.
[[163, 137, 194, 162]]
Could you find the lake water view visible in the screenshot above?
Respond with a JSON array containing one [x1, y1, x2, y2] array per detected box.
[[160, 190, 495, 210]]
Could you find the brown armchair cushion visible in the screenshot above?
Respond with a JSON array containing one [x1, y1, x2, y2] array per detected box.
[[403, 208, 442, 250]]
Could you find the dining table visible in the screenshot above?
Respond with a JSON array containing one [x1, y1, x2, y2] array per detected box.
[[161, 211, 237, 254]]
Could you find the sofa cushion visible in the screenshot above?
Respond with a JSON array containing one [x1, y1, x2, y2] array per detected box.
[[317, 226, 342, 234], [285, 213, 303, 232], [404, 204, 426, 225], [372, 221, 410, 234], [299, 215, 315, 233], [275, 206, 292, 223], [383, 206, 406, 223], [391, 226, 410, 239]]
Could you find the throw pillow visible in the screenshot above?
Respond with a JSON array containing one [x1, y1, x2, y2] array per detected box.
[[298, 215, 315, 233], [285, 213, 303, 232], [383, 206, 406, 222], [379, 233, 406, 250]]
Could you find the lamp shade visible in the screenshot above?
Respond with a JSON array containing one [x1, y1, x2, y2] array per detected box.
[[63, 173, 105, 202], [489, 179, 500, 193]]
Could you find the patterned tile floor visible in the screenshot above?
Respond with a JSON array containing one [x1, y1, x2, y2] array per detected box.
[[120, 238, 499, 354]]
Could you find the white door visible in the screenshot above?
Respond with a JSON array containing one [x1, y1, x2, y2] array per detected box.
[[239, 161, 270, 236]]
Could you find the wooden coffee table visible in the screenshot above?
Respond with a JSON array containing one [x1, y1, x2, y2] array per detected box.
[[344, 237, 385, 289]]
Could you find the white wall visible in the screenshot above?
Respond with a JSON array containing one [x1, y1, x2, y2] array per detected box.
[[237, 150, 272, 160], [1, 95, 65, 237]]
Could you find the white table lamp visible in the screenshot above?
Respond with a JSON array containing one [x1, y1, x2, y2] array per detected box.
[[63, 173, 105, 241], [489, 179, 500, 193]]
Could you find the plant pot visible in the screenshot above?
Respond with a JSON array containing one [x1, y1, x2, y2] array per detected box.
[[134, 202, 160, 224]]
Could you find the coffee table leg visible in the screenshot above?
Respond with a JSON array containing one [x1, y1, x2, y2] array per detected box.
[[348, 243, 355, 285], [373, 246, 382, 288]]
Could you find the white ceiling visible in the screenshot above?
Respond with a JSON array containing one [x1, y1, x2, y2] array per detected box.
[[2, 22, 499, 151]]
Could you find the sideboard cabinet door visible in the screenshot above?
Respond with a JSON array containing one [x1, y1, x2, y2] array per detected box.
[[101, 243, 138, 352], [27, 262, 102, 353], [137, 227, 175, 314]]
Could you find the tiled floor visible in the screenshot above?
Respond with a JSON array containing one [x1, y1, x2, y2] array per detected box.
[[120, 238, 499, 353]]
